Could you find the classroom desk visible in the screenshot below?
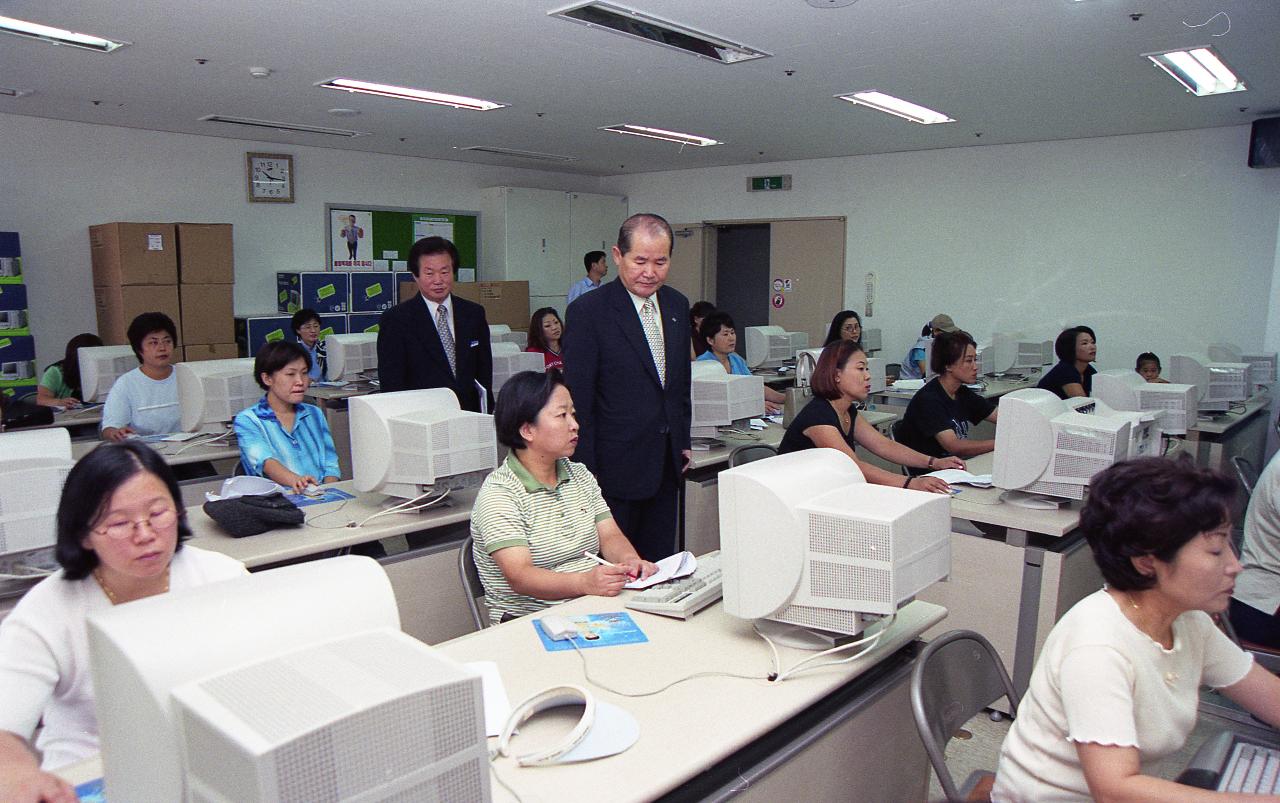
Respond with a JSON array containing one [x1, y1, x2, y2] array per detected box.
[[869, 371, 1043, 410], [29, 404, 105, 433], [304, 382, 376, 479], [1185, 394, 1270, 504], [186, 480, 479, 644], [70, 434, 241, 467], [441, 597, 947, 803]]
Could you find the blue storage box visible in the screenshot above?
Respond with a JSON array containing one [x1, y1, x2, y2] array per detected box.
[[0, 284, 30, 335], [276, 272, 349, 314], [0, 334, 37, 383], [347, 313, 382, 335], [349, 272, 396, 313]]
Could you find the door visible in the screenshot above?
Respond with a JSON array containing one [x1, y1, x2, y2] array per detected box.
[[714, 224, 771, 354]]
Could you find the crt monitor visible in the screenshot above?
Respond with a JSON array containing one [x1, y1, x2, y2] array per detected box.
[[325, 332, 378, 381], [491, 341, 545, 394], [489, 324, 527, 348], [983, 333, 1018, 376], [690, 361, 765, 439], [861, 327, 883, 354], [86, 555, 490, 803], [349, 387, 497, 500], [1243, 352, 1278, 385], [175, 358, 258, 433], [1207, 342, 1243, 363], [78, 345, 137, 402], [1091, 369, 1199, 435], [993, 388, 1157, 502], [719, 448, 951, 646], [744, 325, 793, 369], [1169, 354, 1252, 412], [786, 330, 810, 353], [0, 428, 72, 561], [1013, 338, 1050, 371]]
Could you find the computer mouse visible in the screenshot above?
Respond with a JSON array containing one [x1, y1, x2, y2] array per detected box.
[[538, 615, 579, 641], [302, 484, 323, 497]]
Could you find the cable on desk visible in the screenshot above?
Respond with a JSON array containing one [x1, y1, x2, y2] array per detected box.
[[302, 498, 355, 529], [488, 756, 524, 803], [568, 639, 767, 697], [755, 613, 895, 682], [171, 429, 233, 455], [349, 488, 451, 529]]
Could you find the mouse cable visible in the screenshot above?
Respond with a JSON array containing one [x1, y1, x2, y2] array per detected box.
[[487, 754, 524, 803], [754, 613, 896, 682], [567, 638, 767, 697]]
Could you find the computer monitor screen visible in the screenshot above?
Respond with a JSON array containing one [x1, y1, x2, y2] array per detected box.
[[922, 337, 936, 379], [992, 388, 1154, 501], [862, 328, 883, 353], [719, 449, 950, 644], [1169, 354, 1252, 412], [867, 356, 887, 394], [491, 342, 545, 394], [1242, 352, 1277, 386], [87, 555, 490, 802], [1207, 342, 1244, 364], [325, 333, 379, 381], [983, 333, 1017, 376], [349, 388, 497, 499], [786, 330, 809, 353], [690, 361, 765, 438], [175, 358, 258, 433], [1014, 339, 1046, 370], [1091, 369, 1198, 435], [78, 345, 137, 402], [488, 324, 527, 349], [0, 428, 72, 560], [744, 325, 792, 369]]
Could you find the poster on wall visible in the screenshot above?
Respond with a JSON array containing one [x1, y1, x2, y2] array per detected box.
[[330, 209, 375, 270], [412, 215, 454, 242]]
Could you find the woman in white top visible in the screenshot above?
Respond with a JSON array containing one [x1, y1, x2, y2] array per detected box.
[[100, 312, 181, 441], [0, 442, 245, 802], [993, 457, 1280, 802]]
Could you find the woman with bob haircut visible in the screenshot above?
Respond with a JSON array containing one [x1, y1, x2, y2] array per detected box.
[[993, 457, 1280, 802], [0, 442, 245, 798], [100, 312, 181, 442], [897, 329, 998, 469], [1037, 326, 1097, 399], [823, 310, 862, 347], [470, 369, 656, 624], [778, 340, 959, 494], [696, 311, 786, 413], [290, 308, 326, 381], [524, 307, 565, 371], [233, 340, 340, 493]]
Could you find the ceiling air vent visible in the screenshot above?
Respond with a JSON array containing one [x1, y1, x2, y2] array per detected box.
[[456, 146, 578, 163], [549, 2, 770, 64], [199, 115, 369, 138]]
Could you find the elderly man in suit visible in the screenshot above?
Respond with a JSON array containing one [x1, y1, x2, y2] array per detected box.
[[563, 213, 692, 562], [376, 236, 492, 412]]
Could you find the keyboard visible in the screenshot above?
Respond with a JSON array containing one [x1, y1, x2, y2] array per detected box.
[[625, 550, 723, 619], [1178, 731, 1280, 794]]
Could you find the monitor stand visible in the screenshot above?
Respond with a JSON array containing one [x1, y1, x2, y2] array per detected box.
[[1000, 490, 1065, 510], [755, 618, 871, 651]]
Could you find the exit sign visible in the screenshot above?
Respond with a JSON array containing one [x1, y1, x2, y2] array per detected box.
[[747, 175, 792, 192]]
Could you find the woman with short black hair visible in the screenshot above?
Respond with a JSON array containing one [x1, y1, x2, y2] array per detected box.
[[689, 300, 716, 359], [0, 442, 245, 797], [696, 311, 786, 412], [993, 457, 1280, 802], [100, 312, 180, 442], [473, 369, 656, 623], [1037, 327, 1097, 399], [291, 308, 326, 381], [897, 330, 998, 468], [233, 340, 340, 493], [36, 333, 103, 409]]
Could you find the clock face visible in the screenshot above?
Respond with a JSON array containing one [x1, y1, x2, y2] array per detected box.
[[247, 154, 294, 202]]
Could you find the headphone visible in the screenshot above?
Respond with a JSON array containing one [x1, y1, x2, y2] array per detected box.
[[497, 685, 596, 767]]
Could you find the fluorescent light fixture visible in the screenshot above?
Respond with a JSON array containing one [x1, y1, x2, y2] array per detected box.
[[599, 124, 721, 147], [0, 14, 128, 52], [455, 146, 578, 163], [199, 115, 369, 138], [318, 78, 506, 111], [0, 86, 32, 98], [550, 2, 770, 64], [1145, 46, 1246, 96], [835, 90, 955, 124]]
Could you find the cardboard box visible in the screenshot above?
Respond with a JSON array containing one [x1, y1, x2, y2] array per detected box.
[[349, 272, 397, 313], [183, 343, 239, 362], [275, 271, 349, 314], [179, 283, 234, 345], [347, 312, 382, 335], [89, 223, 178, 286], [0, 284, 30, 335], [457, 280, 531, 331], [176, 223, 234, 284], [94, 284, 182, 346]]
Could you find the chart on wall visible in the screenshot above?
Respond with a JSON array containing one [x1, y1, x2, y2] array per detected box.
[[325, 204, 478, 273]]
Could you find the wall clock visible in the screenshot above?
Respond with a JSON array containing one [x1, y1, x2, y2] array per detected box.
[[247, 152, 294, 203]]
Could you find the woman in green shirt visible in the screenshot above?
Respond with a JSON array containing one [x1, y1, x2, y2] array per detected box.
[[36, 333, 102, 408]]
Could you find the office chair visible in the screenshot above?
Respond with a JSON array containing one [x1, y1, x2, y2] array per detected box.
[[727, 443, 776, 467], [1231, 456, 1259, 499], [911, 630, 1020, 803], [456, 534, 489, 630]]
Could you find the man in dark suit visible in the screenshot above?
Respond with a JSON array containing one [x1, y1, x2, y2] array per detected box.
[[377, 236, 493, 412], [564, 213, 691, 561]]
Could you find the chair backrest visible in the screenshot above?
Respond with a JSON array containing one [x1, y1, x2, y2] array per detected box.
[[1232, 456, 1259, 498], [911, 630, 1020, 803], [456, 534, 488, 630], [727, 443, 777, 467]]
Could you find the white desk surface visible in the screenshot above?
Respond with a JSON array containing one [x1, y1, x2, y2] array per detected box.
[[304, 383, 374, 403], [185, 480, 477, 567], [71, 435, 240, 467], [947, 453, 1082, 538], [687, 411, 898, 472], [1188, 394, 1271, 436], [440, 596, 946, 803]]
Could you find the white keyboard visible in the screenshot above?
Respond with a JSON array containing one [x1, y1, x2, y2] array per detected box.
[[625, 550, 723, 619], [1222, 742, 1280, 794]]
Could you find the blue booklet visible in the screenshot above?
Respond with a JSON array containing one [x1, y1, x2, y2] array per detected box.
[[76, 777, 105, 802], [534, 611, 649, 651], [284, 488, 356, 508]]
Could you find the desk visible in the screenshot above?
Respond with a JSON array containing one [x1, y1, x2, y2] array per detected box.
[[1185, 394, 1270, 520], [304, 383, 375, 479], [440, 597, 947, 802], [71, 435, 241, 467], [869, 372, 1042, 411], [26, 405, 103, 435], [187, 481, 479, 645]]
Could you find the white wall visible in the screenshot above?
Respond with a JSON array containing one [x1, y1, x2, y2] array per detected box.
[[605, 126, 1280, 373], [0, 113, 609, 368]]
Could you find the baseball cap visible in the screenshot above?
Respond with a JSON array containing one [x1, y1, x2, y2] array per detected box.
[[930, 313, 958, 333]]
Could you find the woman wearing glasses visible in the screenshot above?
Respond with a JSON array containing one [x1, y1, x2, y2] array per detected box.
[[0, 442, 245, 801], [100, 312, 183, 442]]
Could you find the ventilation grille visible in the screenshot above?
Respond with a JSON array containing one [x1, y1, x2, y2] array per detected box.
[[809, 513, 891, 562], [775, 603, 863, 634], [1054, 428, 1116, 456], [1026, 478, 1085, 500], [1053, 452, 1113, 482], [457, 145, 578, 163], [200, 115, 369, 138], [550, 2, 770, 64]]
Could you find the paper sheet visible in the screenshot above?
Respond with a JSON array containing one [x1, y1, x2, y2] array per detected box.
[[891, 379, 926, 391], [624, 551, 696, 590], [465, 661, 511, 737], [925, 469, 993, 487]]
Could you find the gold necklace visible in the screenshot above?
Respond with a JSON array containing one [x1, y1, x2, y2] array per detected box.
[[94, 567, 170, 605]]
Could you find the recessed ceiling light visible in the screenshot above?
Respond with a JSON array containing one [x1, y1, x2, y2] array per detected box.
[[1145, 46, 1246, 97], [317, 78, 506, 111], [835, 90, 955, 124], [599, 124, 721, 147], [550, 2, 770, 64], [199, 115, 369, 138], [456, 146, 579, 163], [0, 86, 32, 98], [0, 14, 128, 52]]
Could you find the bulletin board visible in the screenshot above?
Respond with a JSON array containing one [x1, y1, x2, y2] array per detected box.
[[324, 203, 479, 273]]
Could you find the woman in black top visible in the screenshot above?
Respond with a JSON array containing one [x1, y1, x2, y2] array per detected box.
[[689, 301, 716, 359], [823, 310, 862, 347], [778, 340, 959, 494], [1037, 327, 1097, 399], [898, 330, 998, 472]]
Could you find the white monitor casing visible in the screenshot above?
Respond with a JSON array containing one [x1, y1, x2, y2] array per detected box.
[[176, 358, 258, 433]]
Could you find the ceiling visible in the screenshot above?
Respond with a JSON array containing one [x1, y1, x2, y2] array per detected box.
[[1, 0, 1277, 176]]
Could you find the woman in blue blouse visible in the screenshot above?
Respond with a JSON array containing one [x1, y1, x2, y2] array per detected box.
[[233, 341, 340, 492], [695, 311, 786, 413]]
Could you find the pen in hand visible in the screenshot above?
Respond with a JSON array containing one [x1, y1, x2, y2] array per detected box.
[[582, 550, 637, 579]]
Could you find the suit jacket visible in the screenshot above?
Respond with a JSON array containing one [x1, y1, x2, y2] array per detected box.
[[563, 278, 691, 499], [376, 293, 493, 412]]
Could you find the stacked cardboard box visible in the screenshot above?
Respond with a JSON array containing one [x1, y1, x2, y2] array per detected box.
[[89, 223, 183, 352], [176, 224, 235, 362], [397, 278, 531, 331]]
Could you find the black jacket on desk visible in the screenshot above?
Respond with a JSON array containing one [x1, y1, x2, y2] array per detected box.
[[376, 294, 493, 412], [563, 278, 692, 500]]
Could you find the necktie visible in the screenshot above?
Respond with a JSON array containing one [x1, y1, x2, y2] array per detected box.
[[436, 304, 457, 376], [640, 298, 665, 386]]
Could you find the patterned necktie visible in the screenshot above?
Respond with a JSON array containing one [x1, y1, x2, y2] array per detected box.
[[640, 297, 665, 386], [436, 303, 457, 376]]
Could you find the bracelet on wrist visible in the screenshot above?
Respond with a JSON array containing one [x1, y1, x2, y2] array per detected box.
[[927, 457, 934, 469], [903, 476, 912, 488]]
